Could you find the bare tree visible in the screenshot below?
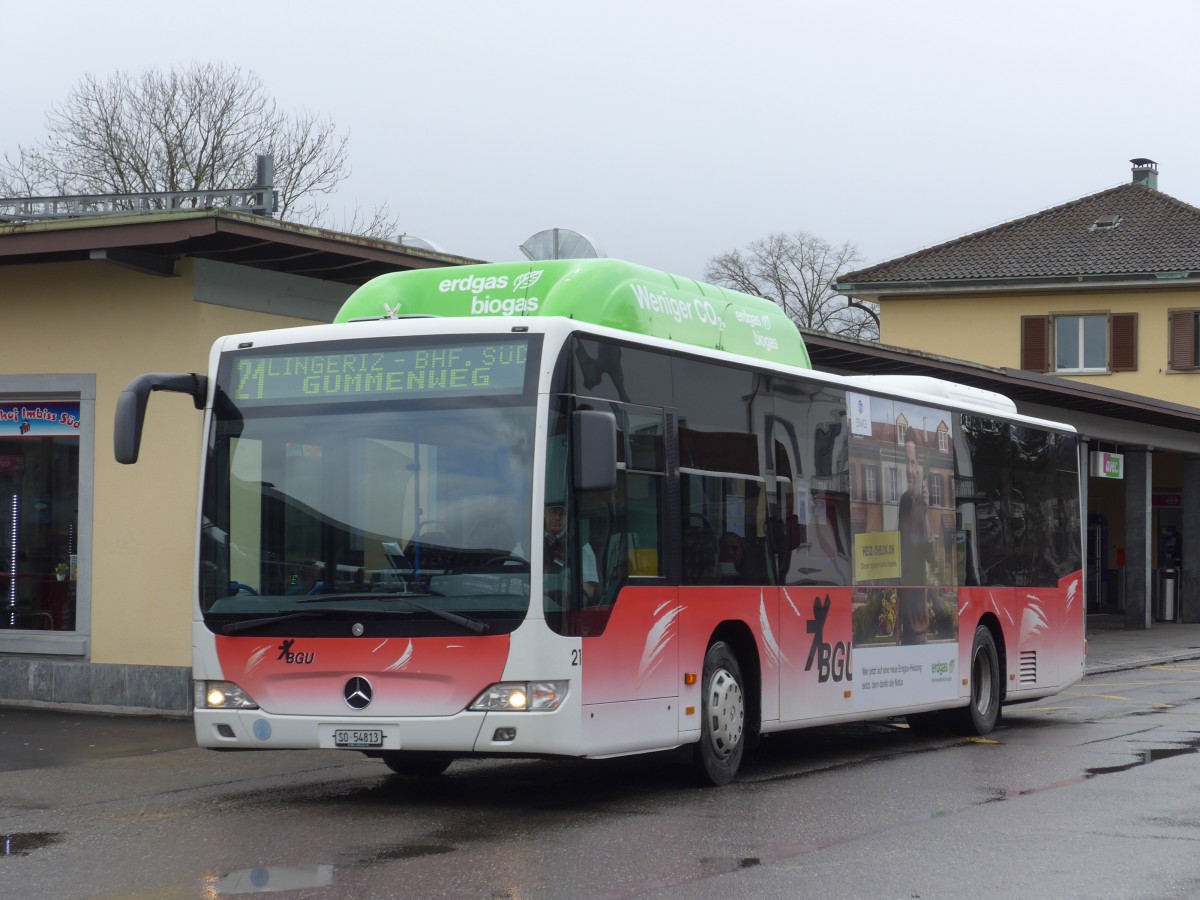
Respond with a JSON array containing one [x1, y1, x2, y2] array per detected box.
[[0, 63, 400, 238], [705, 231, 879, 341]]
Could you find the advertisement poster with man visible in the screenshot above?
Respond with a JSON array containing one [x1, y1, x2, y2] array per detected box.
[[845, 392, 959, 710]]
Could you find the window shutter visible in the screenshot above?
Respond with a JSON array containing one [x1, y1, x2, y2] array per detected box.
[[1109, 313, 1138, 372], [1021, 316, 1050, 372], [1168, 310, 1195, 370]]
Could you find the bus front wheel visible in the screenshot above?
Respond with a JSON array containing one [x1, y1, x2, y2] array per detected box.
[[953, 625, 1001, 736], [693, 641, 746, 786]]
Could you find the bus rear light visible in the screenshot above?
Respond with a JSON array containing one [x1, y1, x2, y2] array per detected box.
[[196, 680, 259, 710], [469, 681, 568, 712]]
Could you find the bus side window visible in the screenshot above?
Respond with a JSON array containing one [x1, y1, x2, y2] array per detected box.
[[771, 382, 851, 587], [623, 472, 662, 581], [674, 358, 769, 586], [560, 406, 664, 635], [681, 503, 719, 584], [616, 407, 665, 585]]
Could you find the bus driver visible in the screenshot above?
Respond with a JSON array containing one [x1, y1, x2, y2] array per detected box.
[[544, 503, 599, 601]]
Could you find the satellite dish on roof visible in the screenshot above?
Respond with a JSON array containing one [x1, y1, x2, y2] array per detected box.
[[520, 228, 604, 261], [397, 233, 445, 253]]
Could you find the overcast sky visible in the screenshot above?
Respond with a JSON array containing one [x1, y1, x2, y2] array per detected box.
[[6, 1, 1200, 279]]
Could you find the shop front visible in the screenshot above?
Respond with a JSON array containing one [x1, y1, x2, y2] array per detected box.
[[1, 399, 81, 633]]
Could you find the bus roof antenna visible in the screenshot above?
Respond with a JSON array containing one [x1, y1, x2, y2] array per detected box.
[[520, 228, 605, 261]]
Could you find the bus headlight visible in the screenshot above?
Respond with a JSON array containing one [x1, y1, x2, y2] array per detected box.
[[196, 680, 259, 710], [469, 681, 568, 712]]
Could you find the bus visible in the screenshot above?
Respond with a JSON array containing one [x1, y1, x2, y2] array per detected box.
[[114, 258, 1083, 785]]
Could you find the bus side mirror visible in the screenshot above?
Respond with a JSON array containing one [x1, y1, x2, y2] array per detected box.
[[573, 410, 617, 492], [114, 372, 208, 464]]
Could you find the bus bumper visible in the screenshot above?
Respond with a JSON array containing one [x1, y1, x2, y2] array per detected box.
[[194, 708, 489, 753], [194, 708, 590, 757]]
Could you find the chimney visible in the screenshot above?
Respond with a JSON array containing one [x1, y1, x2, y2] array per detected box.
[[1130, 157, 1158, 190]]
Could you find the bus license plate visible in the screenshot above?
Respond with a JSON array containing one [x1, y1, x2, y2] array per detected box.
[[334, 729, 384, 748]]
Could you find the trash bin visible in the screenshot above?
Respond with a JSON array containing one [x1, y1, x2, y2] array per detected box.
[[1157, 568, 1178, 622]]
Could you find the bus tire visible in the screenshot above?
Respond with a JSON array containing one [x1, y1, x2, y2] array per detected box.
[[953, 625, 1000, 736], [693, 641, 746, 786], [378, 751, 455, 777]]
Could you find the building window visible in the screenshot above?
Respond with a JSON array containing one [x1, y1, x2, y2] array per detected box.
[[930, 473, 943, 507], [864, 465, 877, 502], [884, 465, 899, 503], [1021, 313, 1137, 374], [1168, 310, 1200, 370], [896, 420, 908, 446], [1055, 315, 1108, 372], [937, 429, 949, 453]]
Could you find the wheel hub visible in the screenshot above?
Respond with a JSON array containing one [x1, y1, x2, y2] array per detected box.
[[973, 649, 994, 717], [706, 667, 744, 758]]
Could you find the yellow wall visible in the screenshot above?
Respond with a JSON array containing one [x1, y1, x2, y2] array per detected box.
[[2, 260, 312, 667], [879, 287, 1200, 405]]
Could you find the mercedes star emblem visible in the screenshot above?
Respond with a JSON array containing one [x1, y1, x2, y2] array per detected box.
[[344, 676, 373, 710]]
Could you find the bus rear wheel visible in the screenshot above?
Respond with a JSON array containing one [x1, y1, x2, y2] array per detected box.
[[952, 625, 1001, 736], [378, 751, 455, 777], [693, 641, 746, 786]]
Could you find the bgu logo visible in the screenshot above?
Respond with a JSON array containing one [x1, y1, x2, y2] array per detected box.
[[277, 638, 314, 665], [805, 595, 852, 683]]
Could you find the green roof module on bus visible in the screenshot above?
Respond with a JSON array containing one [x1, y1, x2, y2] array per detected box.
[[334, 258, 811, 368]]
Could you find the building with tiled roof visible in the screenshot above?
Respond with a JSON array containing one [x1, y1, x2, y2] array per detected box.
[[836, 160, 1200, 404], [840, 162, 1200, 285], [834, 160, 1200, 631]]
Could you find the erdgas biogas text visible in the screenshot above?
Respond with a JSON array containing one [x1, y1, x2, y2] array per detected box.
[[439, 273, 541, 315]]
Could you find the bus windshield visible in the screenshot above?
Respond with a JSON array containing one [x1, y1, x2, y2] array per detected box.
[[199, 337, 539, 636]]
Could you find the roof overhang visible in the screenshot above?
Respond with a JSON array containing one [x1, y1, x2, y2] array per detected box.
[[0, 209, 482, 285], [801, 328, 1200, 438], [836, 272, 1200, 304]]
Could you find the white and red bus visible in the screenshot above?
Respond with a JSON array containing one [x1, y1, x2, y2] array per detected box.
[[115, 258, 1083, 784]]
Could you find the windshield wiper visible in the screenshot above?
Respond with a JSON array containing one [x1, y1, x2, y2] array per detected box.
[[221, 610, 328, 634], [218, 601, 438, 635], [297, 592, 491, 634]]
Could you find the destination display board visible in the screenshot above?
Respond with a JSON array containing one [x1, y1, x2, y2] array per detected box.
[[230, 340, 531, 403]]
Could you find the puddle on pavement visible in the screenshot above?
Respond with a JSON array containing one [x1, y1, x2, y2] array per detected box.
[[988, 737, 1200, 802], [699, 856, 761, 876], [206, 864, 336, 894], [1, 831, 61, 856], [1086, 740, 1200, 777]]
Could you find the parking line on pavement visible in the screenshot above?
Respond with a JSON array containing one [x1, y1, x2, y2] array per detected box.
[[1062, 690, 1130, 700]]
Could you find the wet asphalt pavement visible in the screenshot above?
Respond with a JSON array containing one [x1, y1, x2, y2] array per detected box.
[[0, 707, 194, 772]]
